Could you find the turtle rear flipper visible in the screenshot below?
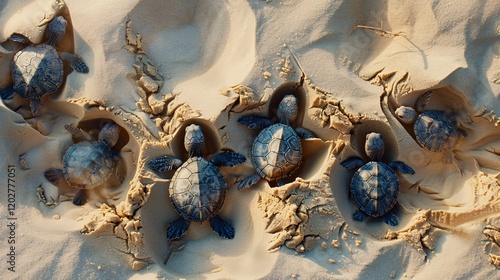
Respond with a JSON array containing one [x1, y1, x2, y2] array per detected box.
[[382, 211, 399, 226], [277, 179, 287, 187], [237, 172, 261, 190], [72, 189, 88, 206], [210, 215, 234, 239], [238, 115, 272, 129], [60, 52, 89, 73], [210, 151, 246, 167], [44, 168, 66, 185], [389, 161, 415, 174], [148, 156, 183, 172], [295, 127, 315, 139], [30, 99, 42, 116], [167, 218, 190, 239], [340, 157, 364, 170], [353, 210, 368, 222], [0, 87, 16, 100]]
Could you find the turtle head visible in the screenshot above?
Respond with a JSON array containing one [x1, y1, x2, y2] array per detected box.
[[277, 94, 298, 125], [395, 106, 418, 124], [185, 124, 205, 157], [47, 16, 67, 46], [365, 132, 385, 161], [98, 121, 120, 147]]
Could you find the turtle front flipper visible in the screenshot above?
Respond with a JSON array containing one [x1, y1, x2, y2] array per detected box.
[[238, 115, 272, 129], [382, 210, 399, 226], [0, 87, 16, 100], [210, 215, 234, 239], [60, 53, 89, 73], [167, 218, 190, 239], [148, 156, 183, 172], [30, 99, 42, 116], [416, 90, 433, 113], [9, 33, 32, 44], [210, 151, 246, 167], [237, 172, 261, 190], [389, 161, 415, 175], [73, 189, 88, 206], [340, 157, 364, 170], [64, 124, 93, 141], [295, 127, 315, 139]]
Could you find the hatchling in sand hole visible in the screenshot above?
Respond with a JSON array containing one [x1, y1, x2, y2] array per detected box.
[[340, 132, 415, 226], [0, 16, 89, 116], [394, 90, 466, 152], [44, 121, 120, 206], [148, 124, 246, 239], [237, 94, 316, 190]]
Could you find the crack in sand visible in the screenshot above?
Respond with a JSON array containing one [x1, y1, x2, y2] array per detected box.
[[81, 204, 152, 270], [125, 20, 203, 143], [258, 176, 341, 252], [220, 84, 271, 115]]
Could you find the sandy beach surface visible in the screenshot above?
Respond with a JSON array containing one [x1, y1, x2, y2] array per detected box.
[[1, 0, 500, 279]]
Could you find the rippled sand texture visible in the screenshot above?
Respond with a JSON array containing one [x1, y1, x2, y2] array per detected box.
[[0, 0, 499, 279]]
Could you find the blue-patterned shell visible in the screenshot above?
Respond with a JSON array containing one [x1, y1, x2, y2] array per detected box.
[[63, 141, 114, 189], [169, 157, 226, 223], [350, 161, 399, 217], [12, 44, 64, 99], [414, 110, 459, 152], [251, 123, 302, 181]]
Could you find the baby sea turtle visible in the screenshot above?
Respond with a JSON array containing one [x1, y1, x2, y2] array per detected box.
[[44, 121, 120, 205], [0, 16, 89, 116], [237, 94, 315, 190], [340, 132, 415, 226], [148, 124, 246, 239], [395, 91, 465, 152]]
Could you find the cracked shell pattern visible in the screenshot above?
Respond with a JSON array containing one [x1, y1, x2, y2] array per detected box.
[[252, 123, 302, 181], [414, 110, 459, 152], [63, 141, 114, 189], [351, 161, 399, 217], [12, 44, 64, 99], [169, 157, 226, 223]]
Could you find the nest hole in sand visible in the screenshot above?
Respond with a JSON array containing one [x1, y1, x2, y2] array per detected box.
[[50, 108, 138, 207], [382, 85, 500, 213], [386, 85, 473, 150], [237, 81, 331, 187], [141, 118, 260, 274], [331, 119, 416, 238], [0, 4, 86, 121]]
